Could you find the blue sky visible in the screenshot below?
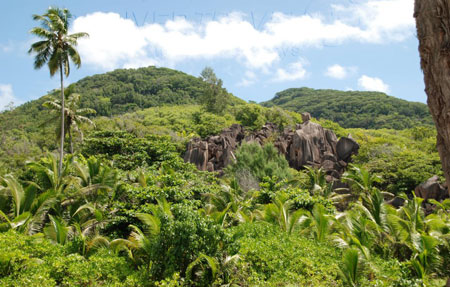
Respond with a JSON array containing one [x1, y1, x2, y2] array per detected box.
[[0, 0, 425, 110]]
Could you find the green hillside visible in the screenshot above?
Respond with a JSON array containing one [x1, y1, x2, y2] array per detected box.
[[74, 66, 244, 116], [0, 66, 243, 134], [0, 66, 447, 286], [2, 5, 449, 286], [0, 66, 243, 172], [262, 87, 433, 129]]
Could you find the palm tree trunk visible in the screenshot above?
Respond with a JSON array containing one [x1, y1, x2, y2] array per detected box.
[[59, 62, 65, 176], [415, 0, 450, 195]]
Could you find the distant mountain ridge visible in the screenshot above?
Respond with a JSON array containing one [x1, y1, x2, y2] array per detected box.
[[261, 87, 433, 130]]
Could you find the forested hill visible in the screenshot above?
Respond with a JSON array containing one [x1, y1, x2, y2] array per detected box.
[[0, 66, 244, 134], [75, 66, 244, 116], [261, 87, 433, 129]]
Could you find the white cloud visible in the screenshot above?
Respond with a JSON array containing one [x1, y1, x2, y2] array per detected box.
[[238, 71, 258, 87], [333, 0, 414, 42], [274, 61, 307, 82], [71, 0, 415, 71], [325, 64, 357, 79], [0, 84, 19, 111], [358, 75, 390, 93], [325, 64, 347, 79]]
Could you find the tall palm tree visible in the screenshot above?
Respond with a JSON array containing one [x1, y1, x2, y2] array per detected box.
[[28, 7, 89, 176], [42, 87, 96, 154]]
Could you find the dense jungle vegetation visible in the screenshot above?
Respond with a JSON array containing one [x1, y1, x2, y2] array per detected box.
[[1, 66, 449, 286], [261, 87, 434, 129]]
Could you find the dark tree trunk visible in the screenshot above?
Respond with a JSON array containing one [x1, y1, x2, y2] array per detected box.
[[59, 63, 65, 176], [415, 0, 450, 195]]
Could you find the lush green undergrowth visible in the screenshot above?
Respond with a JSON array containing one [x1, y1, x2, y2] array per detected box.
[[0, 231, 140, 287], [0, 66, 448, 286], [0, 132, 448, 286], [0, 223, 417, 287]]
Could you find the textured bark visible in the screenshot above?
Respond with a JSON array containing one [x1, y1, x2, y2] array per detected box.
[[415, 0, 450, 195]]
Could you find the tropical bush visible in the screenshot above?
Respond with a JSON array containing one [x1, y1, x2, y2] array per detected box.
[[226, 142, 292, 184]]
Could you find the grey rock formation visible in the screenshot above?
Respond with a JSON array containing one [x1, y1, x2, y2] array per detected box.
[[184, 138, 209, 171], [184, 121, 359, 181], [414, 176, 449, 202], [386, 197, 406, 208], [337, 136, 359, 162]]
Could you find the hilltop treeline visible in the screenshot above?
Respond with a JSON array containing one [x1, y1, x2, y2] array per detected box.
[[262, 87, 433, 129]]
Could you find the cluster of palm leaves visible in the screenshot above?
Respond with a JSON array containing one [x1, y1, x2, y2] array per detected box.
[[1, 154, 448, 285], [201, 165, 449, 285], [0, 155, 241, 285], [0, 154, 117, 256], [41, 85, 96, 154]]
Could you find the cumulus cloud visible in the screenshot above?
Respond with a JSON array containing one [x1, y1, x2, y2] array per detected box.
[[358, 75, 390, 93], [333, 0, 414, 42], [71, 0, 415, 71], [325, 64, 357, 79], [0, 84, 18, 111], [274, 61, 307, 82], [325, 64, 348, 79]]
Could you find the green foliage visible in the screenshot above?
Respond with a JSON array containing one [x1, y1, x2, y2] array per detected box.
[[234, 104, 266, 130], [262, 87, 433, 129], [230, 223, 343, 286], [74, 66, 243, 116], [199, 67, 231, 114], [41, 86, 96, 153], [0, 230, 140, 287], [227, 142, 292, 183], [82, 131, 178, 170], [105, 157, 223, 238], [350, 128, 443, 194], [92, 105, 236, 140], [150, 204, 227, 281], [233, 104, 301, 131], [289, 189, 335, 212], [0, 129, 45, 175], [192, 111, 229, 138], [338, 248, 365, 287], [0, 133, 448, 285], [0, 66, 246, 173], [256, 193, 308, 234], [0, 63, 448, 286], [254, 176, 335, 212], [29, 7, 88, 77]]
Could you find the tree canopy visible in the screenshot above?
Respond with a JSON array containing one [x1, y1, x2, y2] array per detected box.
[[262, 87, 433, 129]]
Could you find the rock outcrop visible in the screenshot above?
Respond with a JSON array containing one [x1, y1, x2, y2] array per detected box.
[[184, 114, 359, 181], [414, 176, 449, 202]]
